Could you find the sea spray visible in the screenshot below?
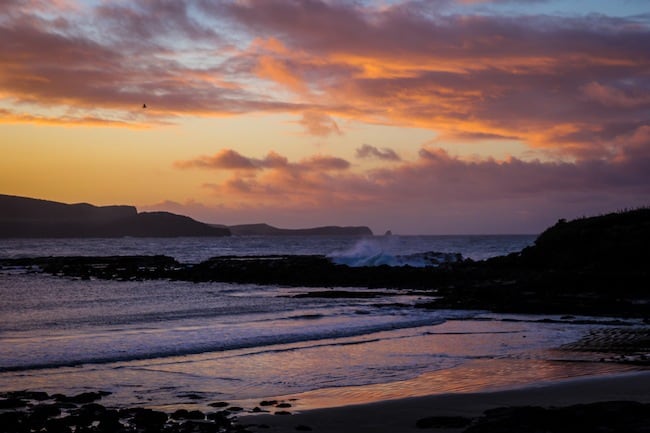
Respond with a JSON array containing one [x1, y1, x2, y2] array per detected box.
[[327, 237, 463, 267]]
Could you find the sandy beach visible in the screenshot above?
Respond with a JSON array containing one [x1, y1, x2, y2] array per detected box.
[[240, 371, 650, 433]]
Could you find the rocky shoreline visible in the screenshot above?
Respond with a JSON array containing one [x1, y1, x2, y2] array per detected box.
[[0, 390, 308, 433], [3, 388, 650, 433]]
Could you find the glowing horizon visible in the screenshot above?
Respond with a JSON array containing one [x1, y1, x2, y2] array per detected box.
[[1, 0, 649, 234]]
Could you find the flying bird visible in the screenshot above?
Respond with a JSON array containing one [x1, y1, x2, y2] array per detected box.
[[142, 103, 147, 109]]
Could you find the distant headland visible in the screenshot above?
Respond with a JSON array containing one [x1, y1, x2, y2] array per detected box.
[[0, 194, 373, 238], [217, 223, 372, 237]]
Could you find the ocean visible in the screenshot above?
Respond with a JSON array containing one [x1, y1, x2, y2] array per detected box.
[[0, 235, 643, 411]]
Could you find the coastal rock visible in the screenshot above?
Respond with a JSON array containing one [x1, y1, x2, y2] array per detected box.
[[0, 397, 28, 409], [171, 409, 205, 420], [171, 409, 190, 420], [416, 415, 472, 429], [177, 420, 221, 433], [45, 417, 73, 433], [0, 391, 250, 433], [76, 402, 107, 417], [30, 404, 62, 420], [55, 391, 110, 404], [206, 411, 233, 428], [227, 406, 244, 412], [0, 412, 26, 432], [131, 408, 168, 430], [1, 391, 50, 401], [96, 410, 122, 433], [463, 401, 650, 433]]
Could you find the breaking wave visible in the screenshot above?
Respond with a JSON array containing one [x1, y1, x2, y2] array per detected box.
[[328, 238, 463, 267]]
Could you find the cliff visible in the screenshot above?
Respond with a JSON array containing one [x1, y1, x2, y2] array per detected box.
[[0, 194, 230, 238]]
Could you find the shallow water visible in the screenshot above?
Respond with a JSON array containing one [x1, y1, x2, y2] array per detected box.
[[0, 234, 536, 263], [0, 235, 645, 411]]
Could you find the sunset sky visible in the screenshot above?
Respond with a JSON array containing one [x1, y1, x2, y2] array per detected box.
[[1, 0, 649, 234]]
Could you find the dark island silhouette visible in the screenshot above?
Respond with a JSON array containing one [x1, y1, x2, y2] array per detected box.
[[0, 194, 373, 238], [220, 223, 373, 236], [0, 194, 229, 238]]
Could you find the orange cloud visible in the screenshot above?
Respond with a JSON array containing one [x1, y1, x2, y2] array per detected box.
[[177, 144, 650, 212], [582, 82, 650, 109], [2, 0, 649, 162], [0, 109, 149, 128], [255, 55, 308, 94], [297, 111, 341, 136], [175, 149, 259, 170], [218, 0, 650, 159], [162, 143, 650, 233]]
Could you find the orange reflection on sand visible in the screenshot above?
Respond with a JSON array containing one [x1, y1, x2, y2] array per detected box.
[[266, 359, 641, 411]]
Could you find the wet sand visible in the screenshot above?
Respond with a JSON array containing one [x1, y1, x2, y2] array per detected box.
[[240, 371, 650, 433]]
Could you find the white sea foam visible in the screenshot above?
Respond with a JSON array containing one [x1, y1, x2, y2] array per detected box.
[[327, 237, 463, 267]]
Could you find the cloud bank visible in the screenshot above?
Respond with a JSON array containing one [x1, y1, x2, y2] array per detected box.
[[2, 0, 648, 155], [3, 0, 649, 232]]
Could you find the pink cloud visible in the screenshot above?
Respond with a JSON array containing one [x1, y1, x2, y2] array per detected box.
[[300, 155, 350, 171], [176, 146, 650, 212], [582, 82, 650, 108], [356, 144, 401, 161], [2, 0, 648, 161], [298, 111, 342, 136], [163, 144, 649, 233], [215, 0, 650, 159], [175, 149, 259, 170]]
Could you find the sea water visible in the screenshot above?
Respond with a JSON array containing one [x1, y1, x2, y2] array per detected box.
[[0, 235, 643, 410]]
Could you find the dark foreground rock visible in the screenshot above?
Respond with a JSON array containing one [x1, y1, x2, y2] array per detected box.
[[418, 208, 650, 317], [416, 415, 473, 428], [0, 391, 252, 433], [453, 401, 650, 433]]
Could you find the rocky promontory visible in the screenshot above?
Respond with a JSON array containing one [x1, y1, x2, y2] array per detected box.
[[0, 194, 372, 238], [223, 223, 373, 236], [0, 194, 230, 238]]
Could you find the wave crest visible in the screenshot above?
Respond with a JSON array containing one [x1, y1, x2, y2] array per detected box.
[[328, 238, 463, 267]]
